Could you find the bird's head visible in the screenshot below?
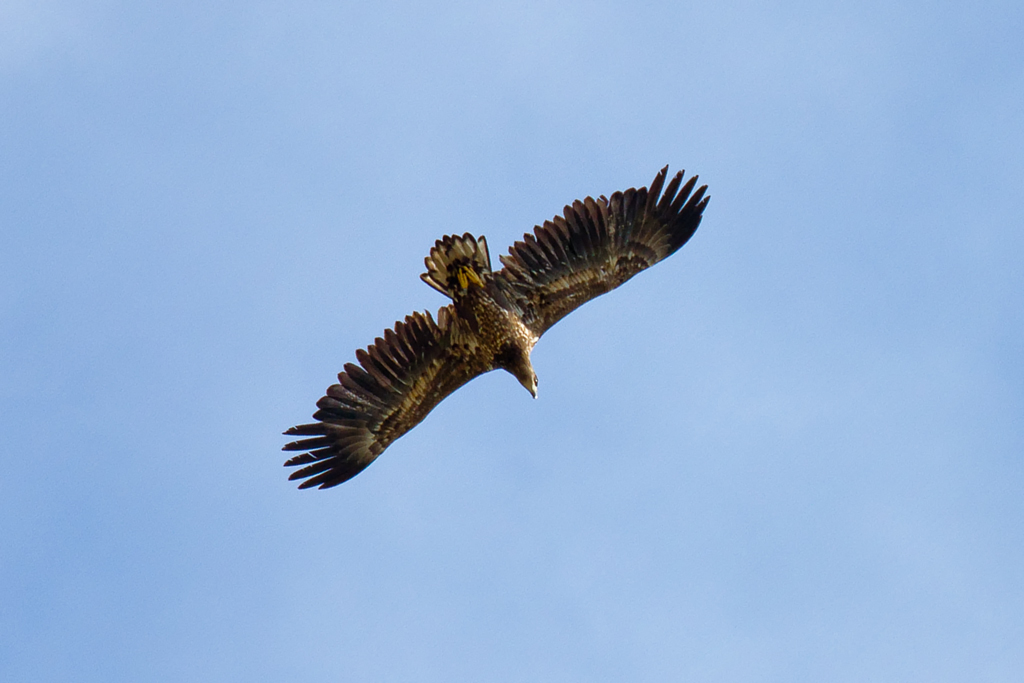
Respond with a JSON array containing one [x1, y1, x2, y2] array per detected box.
[[507, 352, 538, 399], [518, 368, 538, 399]]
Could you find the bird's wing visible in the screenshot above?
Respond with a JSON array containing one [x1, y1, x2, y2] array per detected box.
[[495, 166, 709, 337], [283, 306, 490, 489]]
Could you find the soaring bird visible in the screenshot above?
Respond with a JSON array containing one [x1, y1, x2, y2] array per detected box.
[[283, 166, 709, 489]]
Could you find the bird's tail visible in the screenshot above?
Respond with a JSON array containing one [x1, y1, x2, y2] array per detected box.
[[420, 233, 492, 298]]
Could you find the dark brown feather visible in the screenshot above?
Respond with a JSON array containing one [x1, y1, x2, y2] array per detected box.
[[495, 166, 709, 336], [282, 307, 492, 489]]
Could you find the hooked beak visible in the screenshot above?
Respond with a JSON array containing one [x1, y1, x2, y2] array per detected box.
[[518, 374, 538, 399]]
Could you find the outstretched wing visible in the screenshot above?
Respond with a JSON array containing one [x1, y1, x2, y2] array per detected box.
[[283, 307, 490, 489], [495, 166, 709, 336]]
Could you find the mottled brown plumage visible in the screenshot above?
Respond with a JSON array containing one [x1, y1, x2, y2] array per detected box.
[[283, 166, 709, 488]]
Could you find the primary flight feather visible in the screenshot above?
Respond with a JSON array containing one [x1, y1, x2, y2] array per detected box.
[[283, 166, 710, 489]]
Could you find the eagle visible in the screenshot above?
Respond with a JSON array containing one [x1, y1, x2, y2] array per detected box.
[[283, 166, 709, 489]]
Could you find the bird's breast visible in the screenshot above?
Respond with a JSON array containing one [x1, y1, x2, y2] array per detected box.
[[454, 290, 536, 359]]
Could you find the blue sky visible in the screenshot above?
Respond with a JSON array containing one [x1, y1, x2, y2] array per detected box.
[[2, 1, 1022, 680]]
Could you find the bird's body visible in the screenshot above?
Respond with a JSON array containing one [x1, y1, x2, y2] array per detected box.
[[284, 166, 709, 488]]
